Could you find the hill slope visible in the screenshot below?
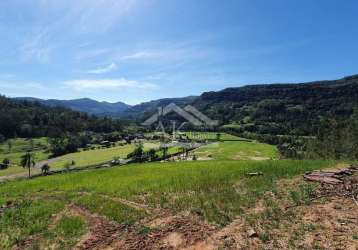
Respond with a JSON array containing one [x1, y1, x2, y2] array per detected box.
[[0, 96, 124, 139], [191, 75, 358, 135], [13, 74, 358, 137], [14, 97, 131, 117]]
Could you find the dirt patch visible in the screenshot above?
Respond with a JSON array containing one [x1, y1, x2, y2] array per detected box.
[[248, 156, 270, 161], [185, 167, 358, 249], [110, 213, 216, 250], [162, 232, 184, 248], [232, 154, 270, 161], [146, 215, 176, 228], [295, 197, 358, 249], [197, 157, 213, 161], [69, 204, 126, 250]]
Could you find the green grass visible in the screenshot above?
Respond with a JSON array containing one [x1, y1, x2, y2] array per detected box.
[[0, 138, 336, 248], [0, 160, 333, 221], [51, 143, 163, 170], [183, 132, 246, 141], [0, 138, 48, 154], [0, 138, 50, 177], [0, 199, 64, 249], [48, 215, 87, 249], [194, 141, 278, 160], [0, 158, 336, 248], [74, 194, 145, 225], [51, 144, 136, 169]]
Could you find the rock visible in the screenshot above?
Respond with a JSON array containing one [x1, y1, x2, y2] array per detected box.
[[247, 172, 263, 177], [247, 228, 258, 238]]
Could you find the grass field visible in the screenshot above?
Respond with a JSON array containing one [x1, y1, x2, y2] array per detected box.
[[194, 141, 278, 160], [0, 159, 335, 248], [50, 144, 136, 169], [183, 131, 247, 141], [0, 138, 50, 177]]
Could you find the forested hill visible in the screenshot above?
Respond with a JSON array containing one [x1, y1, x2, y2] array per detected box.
[[0, 96, 125, 139], [14, 97, 130, 117], [192, 74, 358, 136]]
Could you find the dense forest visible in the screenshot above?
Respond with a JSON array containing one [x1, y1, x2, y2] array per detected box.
[[0, 96, 125, 140], [194, 74, 358, 136]]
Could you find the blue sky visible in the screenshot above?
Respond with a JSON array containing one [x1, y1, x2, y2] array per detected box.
[[0, 0, 357, 104]]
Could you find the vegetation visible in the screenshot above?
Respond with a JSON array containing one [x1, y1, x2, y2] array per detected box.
[[194, 141, 278, 160], [20, 152, 36, 178], [0, 96, 125, 140], [183, 131, 246, 141], [0, 159, 335, 249], [50, 144, 135, 169], [193, 75, 358, 136]]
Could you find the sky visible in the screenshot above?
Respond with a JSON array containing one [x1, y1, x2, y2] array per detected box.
[[0, 0, 358, 105]]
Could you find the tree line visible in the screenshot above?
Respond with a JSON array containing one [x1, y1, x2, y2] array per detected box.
[[0, 95, 125, 140]]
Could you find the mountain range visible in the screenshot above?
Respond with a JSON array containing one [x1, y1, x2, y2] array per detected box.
[[14, 97, 131, 117], [14, 74, 358, 136], [14, 96, 198, 119]]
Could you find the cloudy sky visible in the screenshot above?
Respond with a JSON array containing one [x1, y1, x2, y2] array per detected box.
[[0, 0, 357, 104]]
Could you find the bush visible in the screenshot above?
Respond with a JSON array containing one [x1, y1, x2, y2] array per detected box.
[[41, 164, 50, 175], [1, 158, 10, 169]]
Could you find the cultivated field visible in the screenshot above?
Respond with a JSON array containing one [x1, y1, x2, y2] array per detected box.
[[50, 144, 136, 169], [0, 135, 357, 249], [194, 141, 278, 160], [183, 131, 247, 141]]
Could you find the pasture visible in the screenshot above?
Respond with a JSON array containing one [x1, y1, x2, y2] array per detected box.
[[0, 138, 50, 177], [194, 141, 278, 160], [0, 159, 335, 249], [183, 131, 247, 141], [50, 144, 136, 169]]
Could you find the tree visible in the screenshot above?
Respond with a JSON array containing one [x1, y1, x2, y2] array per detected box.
[[29, 138, 34, 151], [1, 158, 10, 170], [41, 164, 50, 175], [2, 158, 10, 166], [148, 148, 157, 161], [20, 152, 35, 179], [216, 133, 221, 141], [132, 143, 144, 162], [7, 140, 12, 153], [161, 146, 168, 159]]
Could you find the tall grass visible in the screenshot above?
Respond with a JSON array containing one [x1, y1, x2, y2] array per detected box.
[[0, 160, 334, 224]]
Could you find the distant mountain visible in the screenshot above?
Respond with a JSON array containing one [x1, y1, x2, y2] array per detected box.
[[14, 97, 131, 117], [1, 96, 124, 139], [120, 96, 198, 120], [15, 96, 198, 119], [13, 74, 358, 137], [191, 74, 358, 136]]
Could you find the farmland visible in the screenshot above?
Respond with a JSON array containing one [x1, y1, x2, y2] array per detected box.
[[0, 159, 338, 249], [0, 134, 357, 249], [183, 131, 247, 141], [0, 138, 50, 177], [194, 141, 278, 160]]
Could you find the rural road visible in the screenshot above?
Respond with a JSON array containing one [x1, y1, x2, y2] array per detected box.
[[34, 156, 64, 168], [0, 156, 65, 183]]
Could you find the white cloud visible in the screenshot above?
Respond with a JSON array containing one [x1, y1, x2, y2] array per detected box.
[[38, 0, 140, 33], [86, 63, 118, 74], [120, 51, 158, 60], [64, 78, 158, 90], [19, 28, 52, 63]]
